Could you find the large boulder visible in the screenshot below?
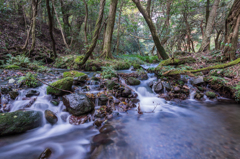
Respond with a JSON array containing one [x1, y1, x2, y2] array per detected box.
[[193, 76, 204, 85], [62, 94, 94, 116], [153, 82, 163, 93], [0, 111, 42, 136], [126, 77, 140, 85], [46, 77, 73, 96]]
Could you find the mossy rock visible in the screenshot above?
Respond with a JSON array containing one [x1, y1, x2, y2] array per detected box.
[[4, 65, 20, 69], [46, 77, 73, 96], [126, 77, 140, 85], [206, 91, 216, 99], [133, 63, 141, 69], [74, 55, 84, 64], [0, 111, 42, 136], [63, 71, 86, 78]]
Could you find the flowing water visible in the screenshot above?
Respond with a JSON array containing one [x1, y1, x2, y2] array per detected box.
[[1, 68, 240, 159]]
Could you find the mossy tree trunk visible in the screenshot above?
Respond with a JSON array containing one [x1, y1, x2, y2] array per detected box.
[[132, 0, 169, 60], [223, 0, 240, 60], [101, 0, 118, 59], [79, 0, 106, 66], [163, 57, 240, 76]]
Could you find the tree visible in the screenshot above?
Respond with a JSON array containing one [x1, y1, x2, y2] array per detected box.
[[101, 0, 118, 59], [223, 0, 240, 60], [198, 0, 220, 52], [132, 0, 169, 60], [46, 0, 57, 58], [79, 0, 106, 66]]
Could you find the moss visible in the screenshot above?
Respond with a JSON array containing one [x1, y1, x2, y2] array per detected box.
[[234, 84, 240, 102], [206, 91, 216, 99], [46, 77, 73, 95], [203, 76, 227, 86], [158, 57, 196, 67], [126, 77, 140, 85], [74, 55, 84, 64], [63, 71, 86, 78], [92, 66, 97, 71], [4, 65, 20, 69], [133, 63, 141, 69], [105, 80, 117, 90]]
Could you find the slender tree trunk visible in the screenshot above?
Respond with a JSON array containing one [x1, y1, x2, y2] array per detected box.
[[116, 1, 123, 55], [52, 0, 69, 49], [132, 0, 169, 60], [79, 0, 106, 66], [183, 12, 191, 52], [205, 0, 210, 50], [29, 0, 39, 55], [215, 29, 222, 50], [60, 0, 71, 44], [102, 0, 118, 59], [83, 0, 88, 44], [46, 0, 57, 58], [199, 0, 220, 52], [223, 0, 240, 60]]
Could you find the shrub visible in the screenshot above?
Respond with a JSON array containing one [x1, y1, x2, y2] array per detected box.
[[18, 72, 41, 88]]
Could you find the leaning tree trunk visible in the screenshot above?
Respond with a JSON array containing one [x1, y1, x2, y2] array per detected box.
[[132, 0, 169, 60], [223, 0, 240, 60], [101, 0, 118, 59], [79, 0, 106, 66], [46, 0, 57, 58], [29, 0, 39, 55], [198, 0, 220, 52]]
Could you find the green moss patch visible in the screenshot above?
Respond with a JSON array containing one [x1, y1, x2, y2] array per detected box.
[[63, 71, 86, 78], [4, 65, 20, 69], [47, 77, 73, 96]]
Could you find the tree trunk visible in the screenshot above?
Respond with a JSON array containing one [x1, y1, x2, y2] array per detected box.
[[223, 0, 240, 60], [29, 0, 39, 55], [60, 0, 71, 44], [183, 12, 191, 52], [52, 0, 69, 49], [116, 1, 124, 55], [215, 29, 222, 50], [132, 0, 169, 60], [102, 0, 118, 59], [46, 0, 57, 58], [79, 0, 106, 66], [198, 0, 220, 52], [205, 0, 210, 50], [83, 0, 88, 44]]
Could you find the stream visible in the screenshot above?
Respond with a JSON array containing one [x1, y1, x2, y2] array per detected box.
[[0, 67, 240, 159]]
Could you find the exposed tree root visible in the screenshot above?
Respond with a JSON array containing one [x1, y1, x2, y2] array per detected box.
[[163, 57, 240, 76]]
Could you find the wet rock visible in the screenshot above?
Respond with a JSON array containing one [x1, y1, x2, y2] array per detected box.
[[92, 134, 113, 146], [148, 81, 154, 88], [45, 110, 58, 125], [99, 125, 115, 134], [94, 119, 103, 127], [8, 78, 15, 84], [193, 76, 204, 85], [99, 94, 108, 105], [206, 91, 216, 99], [34, 103, 49, 110], [121, 88, 132, 97], [73, 74, 88, 83], [197, 86, 204, 92], [153, 82, 163, 93], [194, 93, 204, 99], [9, 91, 19, 100], [0, 86, 12, 94], [130, 98, 140, 103], [162, 81, 172, 91], [50, 100, 59, 106], [38, 148, 52, 159], [95, 111, 106, 118], [0, 111, 42, 136], [173, 86, 181, 93], [126, 77, 140, 85], [91, 76, 100, 81], [63, 94, 95, 116], [69, 115, 88, 125], [46, 77, 73, 96], [105, 80, 117, 90], [26, 90, 40, 97]]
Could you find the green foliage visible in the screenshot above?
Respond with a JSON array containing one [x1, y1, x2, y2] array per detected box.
[[7, 55, 30, 67], [18, 72, 40, 88], [4, 64, 19, 69], [63, 71, 86, 78], [119, 55, 159, 63], [235, 83, 240, 102], [74, 55, 84, 64], [101, 66, 117, 79]]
